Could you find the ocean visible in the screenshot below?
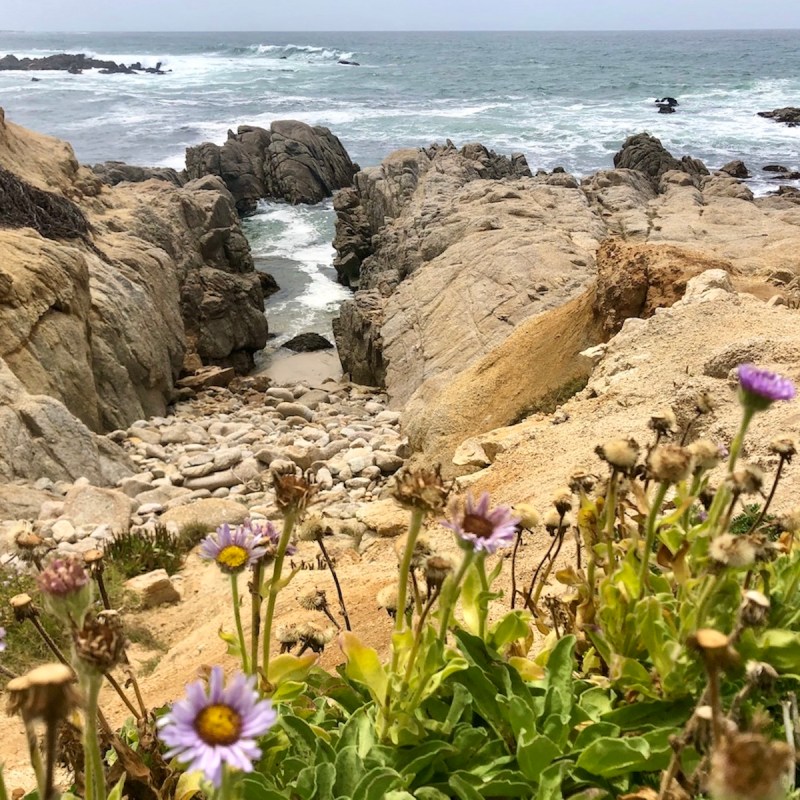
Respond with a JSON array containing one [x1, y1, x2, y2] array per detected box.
[[1, 30, 799, 353]]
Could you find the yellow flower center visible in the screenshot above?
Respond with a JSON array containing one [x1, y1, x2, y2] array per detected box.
[[463, 513, 494, 539], [216, 545, 249, 571], [194, 703, 242, 746]]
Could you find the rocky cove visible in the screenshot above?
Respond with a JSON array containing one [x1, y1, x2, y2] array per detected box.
[[4, 102, 800, 761]]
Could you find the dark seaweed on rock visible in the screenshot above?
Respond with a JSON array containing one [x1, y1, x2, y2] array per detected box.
[[0, 167, 89, 240]]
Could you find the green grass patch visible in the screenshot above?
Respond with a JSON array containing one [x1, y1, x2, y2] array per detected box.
[[512, 374, 589, 425]]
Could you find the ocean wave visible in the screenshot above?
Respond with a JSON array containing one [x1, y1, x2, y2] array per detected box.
[[245, 43, 353, 62]]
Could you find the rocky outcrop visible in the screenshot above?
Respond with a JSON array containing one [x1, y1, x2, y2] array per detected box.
[[91, 161, 185, 187], [283, 332, 334, 352], [333, 133, 800, 416], [719, 160, 750, 179], [0, 109, 267, 481], [758, 107, 800, 127], [185, 120, 358, 215], [612, 132, 709, 187], [0, 53, 167, 75]]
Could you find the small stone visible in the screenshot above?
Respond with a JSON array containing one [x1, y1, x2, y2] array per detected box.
[[51, 519, 77, 544], [125, 569, 181, 608], [374, 452, 404, 474], [275, 402, 314, 422], [266, 387, 294, 403], [316, 467, 334, 490], [183, 470, 242, 491], [136, 503, 164, 516]]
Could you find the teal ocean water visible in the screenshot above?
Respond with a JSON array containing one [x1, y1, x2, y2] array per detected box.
[[1, 30, 799, 347]]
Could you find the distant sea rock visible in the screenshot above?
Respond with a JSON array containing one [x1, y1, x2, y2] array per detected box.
[[185, 120, 359, 215], [0, 53, 168, 75], [758, 107, 800, 127]]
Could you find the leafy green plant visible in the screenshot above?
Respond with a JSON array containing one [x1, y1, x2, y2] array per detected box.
[[104, 524, 185, 578]]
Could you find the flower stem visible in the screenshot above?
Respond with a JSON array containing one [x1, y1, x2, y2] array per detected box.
[[230, 574, 249, 674], [603, 469, 619, 572], [748, 455, 786, 533], [250, 561, 263, 678], [695, 572, 722, 628], [23, 722, 45, 800], [476, 554, 489, 639], [395, 508, 425, 638], [510, 528, 523, 609], [531, 527, 566, 612], [728, 407, 755, 472], [638, 481, 670, 598], [317, 535, 352, 631], [261, 510, 297, 682], [82, 674, 105, 800], [437, 551, 474, 643]]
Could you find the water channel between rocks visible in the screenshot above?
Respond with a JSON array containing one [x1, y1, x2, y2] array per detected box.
[[243, 199, 351, 371]]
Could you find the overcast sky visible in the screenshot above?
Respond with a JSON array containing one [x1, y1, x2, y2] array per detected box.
[[4, 0, 800, 32]]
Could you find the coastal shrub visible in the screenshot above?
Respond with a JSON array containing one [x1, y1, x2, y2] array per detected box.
[[0, 166, 90, 240], [104, 524, 185, 578], [2, 362, 800, 800]]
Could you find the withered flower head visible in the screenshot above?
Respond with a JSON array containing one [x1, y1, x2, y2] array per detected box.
[[688, 439, 725, 473], [376, 584, 412, 620], [424, 555, 453, 593], [298, 513, 327, 542], [392, 465, 449, 514], [595, 438, 640, 474], [568, 471, 597, 495], [394, 533, 432, 570], [552, 487, 574, 516], [648, 408, 678, 436], [543, 508, 573, 534], [769, 436, 797, 460], [16, 531, 43, 551], [709, 534, 757, 569], [74, 611, 126, 672], [647, 444, 694, 484], [727, 464, 764, 496], [740, 590, 770, 627], [272, 472, 316, 514], [513, 503, 540, 530], [6, 663, 80, 723], [297, 621, 333, 653], [299, 589, 329, 612], [708, 730, 793, 800], [695, 391, 716, 415], [745, 660, 779, 691], [778, 506, 800, 532], [276, 623, 299, 652], [689, 628, 739, 671], [10, 593, 36, 621]]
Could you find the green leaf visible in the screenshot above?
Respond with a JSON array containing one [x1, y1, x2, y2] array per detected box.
[[517, 730, 561, 781], [577, 686, 614, 721], [218, 626, 242, 658], [414, 789, 451, 800], [534, 762, 567, 800], [481, 770, 536, 797], [575, 727, 675, 778], [448, 773, 484, 800], [572, 722, 621, 751], [398, 739, 457, 780], [267, 652, 318, 686], [174, 771, 203, 800], [609, 656, 655, 697], [338, 706, 377, 758], [490, 611, 532, 650], [340, 631, 387, 704], [107, 775, 126, 800], [460, 562, 483, 635], [352, 767, 405, 800], [334, 745, 365, 798], [240, 773, 288, 800], [754, 628, 800, 672], [601, 699, 693, 731]]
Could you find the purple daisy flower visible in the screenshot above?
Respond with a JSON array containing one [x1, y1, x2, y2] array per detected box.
[[158, 666, 276, 787], [200, 523, 269, 574], [442, 492, 520, 554], [738, 364, 795, 410]]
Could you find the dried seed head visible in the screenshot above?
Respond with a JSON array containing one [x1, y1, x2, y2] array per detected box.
[[727, 465, 764, 495], [391, 466, 450, 514], [394, 533, 432, 570], [769, 436, 797, 460], [424, 555, 453, 593], [552, 488, 574, 516], [740, 590, 770, 627], [709, 534, 757, 569], [708, 730, 793, 800], [376, 584, 412, 619], [297, 621, 333, 652], [6, 663, 80, 723], [542, 508, 572, 534], [568, 471, 597, 495], [16, 531, 44, 551], [647, 444, 694, 484], [10, 593, 36, 621], [695, 390, 716, 415], [276, 624, 299, 647], [778, 506, 800, 532], [513, 503, 540, 530], [297, 513, 326, 542], [689, 628, 739, 671], [73, 611, 126, 672], [299, 589, 328, 612], [273, 472, 316, 514], [745, 660, 779, 691], [595, 438, 640, 474], [648, 408, 678, 435], [688, 439, 725, 473]]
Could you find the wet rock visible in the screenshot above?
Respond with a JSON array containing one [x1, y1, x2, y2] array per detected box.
[[283, 332, 334, 352]]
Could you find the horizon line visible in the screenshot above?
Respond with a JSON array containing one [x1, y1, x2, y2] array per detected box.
[[2, 27, 800, 34]]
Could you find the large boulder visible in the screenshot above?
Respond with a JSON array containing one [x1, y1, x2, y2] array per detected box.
[[185, 120, 358, 215], [757, 107, 800, 127], [612, 132, 709, 187], [91, 161, 185, 187], [0, 109, 267, 482]]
